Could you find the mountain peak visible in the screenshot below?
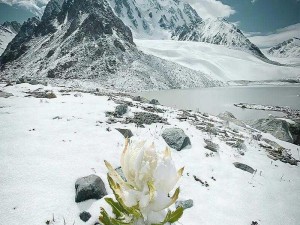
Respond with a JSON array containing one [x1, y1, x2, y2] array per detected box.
[[267, 37, 300, 58], [171, 17, 267, 59], [0, 0, 217, 91], [107, 0, 201, 39]]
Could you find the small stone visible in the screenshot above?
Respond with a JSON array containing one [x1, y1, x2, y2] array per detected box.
[[115, 104, 128, 116], [175, 199, 193, 210], [204, 139, 219, 152], [79, 211, 91, 222], [115, 167, 127, 181], [233, 162, 255, 174], [149, 99, 160, 105], [116, 128, 133, 138]]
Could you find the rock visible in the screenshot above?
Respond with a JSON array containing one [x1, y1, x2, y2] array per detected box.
[[162, 128, 191, 151], [251, 117, 298, 143], [115, 128, 133, 138], [218, 111, 247, 128], [79, 211, 91, 222], [204, 139, 219, 152], [149, 99, 160, 105], [132, 96, 149, 103], [0, 91, 13, 98], [115, 167, 127, 181], [28, 79, 39, 85], [115, 104, 128, 116], [26, 91, 57, 99], [125, 112, 167, 126], [175, 199, 193, 210], [233, 162, 255, 174], [75, 174, 107, 203]]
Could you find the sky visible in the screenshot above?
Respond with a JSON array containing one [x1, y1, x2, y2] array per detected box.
[[0, 0, 299, 47]]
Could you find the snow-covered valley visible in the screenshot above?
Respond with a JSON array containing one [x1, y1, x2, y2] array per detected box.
[[1, 83, 300, 225], [135, 39, 300, 82]]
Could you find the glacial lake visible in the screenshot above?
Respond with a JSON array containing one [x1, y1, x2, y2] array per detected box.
[[137, 85, 300, 121]]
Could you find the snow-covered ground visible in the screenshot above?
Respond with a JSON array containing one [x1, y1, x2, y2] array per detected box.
[[1, 83, 300, 225], [135, 39, 300, 82]]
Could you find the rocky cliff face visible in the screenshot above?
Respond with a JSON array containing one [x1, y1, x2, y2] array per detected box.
[[267, 37, 300, 58], [107, 0, 200, 38], [172, 18, 267, 59], [0, 0, 219, 92], [0, 21, 21, 55]]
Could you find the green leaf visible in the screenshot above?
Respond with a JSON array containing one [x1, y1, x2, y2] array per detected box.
[[107, 174, 142, 219], [167, 207, 184, 223], [105, 198, 124, 219], [99, 207, 112, 225]]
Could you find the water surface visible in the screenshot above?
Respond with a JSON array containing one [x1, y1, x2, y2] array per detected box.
[[137, 85, 300, 121]]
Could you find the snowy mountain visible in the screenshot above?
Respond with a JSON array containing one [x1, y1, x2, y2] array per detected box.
[[267, 37, 300, 58], [135, 40, 300, 82], [107, 0, 200, 39], [0, 0, 219, 92], [172, 18, 267, 59], [0, 21, 21, 55]]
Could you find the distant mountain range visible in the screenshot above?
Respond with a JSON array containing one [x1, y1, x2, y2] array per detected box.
[[0, 0, 218, 91], [267, 37, 300, 58]]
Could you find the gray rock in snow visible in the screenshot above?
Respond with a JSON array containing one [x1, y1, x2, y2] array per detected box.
[[204, 139, 219, 152], [233, 162, 255, 174], [115, 128, 133, 138], [175, 199, 194, 210], [251, 117, 294, 143], [115, 104, 128, 116], [79, 211, 91, 222], [162, 128, 191, 151], [115, 166, 127, 181], [0, 91, 13, 98], [149, 99, 160, 105], [75, 174, 107, 203]]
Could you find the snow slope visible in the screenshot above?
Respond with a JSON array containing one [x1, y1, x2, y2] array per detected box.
[[135, 39, 300, 82], [0, 83, 300, 225]]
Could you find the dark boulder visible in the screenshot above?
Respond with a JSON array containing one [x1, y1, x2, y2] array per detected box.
[[162, 128, 191, 151], [75, 174, 107, 203]]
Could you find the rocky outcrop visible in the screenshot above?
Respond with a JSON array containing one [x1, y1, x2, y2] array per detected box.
[[251, 117, 300, 145], [162, 128, 191, 151], [218, 111, 247, 128]]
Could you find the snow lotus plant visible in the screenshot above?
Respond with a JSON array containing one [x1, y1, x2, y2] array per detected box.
[[99, 139, 185, 225]]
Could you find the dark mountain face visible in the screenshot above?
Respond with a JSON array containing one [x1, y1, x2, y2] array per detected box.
[[1, 17, 40, 64], [1, 0, 134, 66], [0, 0, 216, 91], [2, 21, 22, 33]]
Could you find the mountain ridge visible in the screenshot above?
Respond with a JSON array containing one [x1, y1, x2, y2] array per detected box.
[[0, 0, 219, 92]]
